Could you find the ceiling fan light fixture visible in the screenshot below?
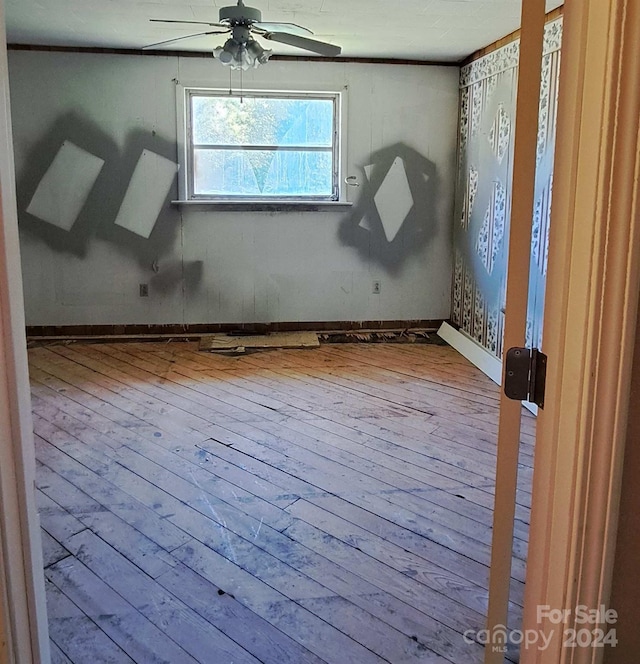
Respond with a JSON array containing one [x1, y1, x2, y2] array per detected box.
[[214, 36, 272, 70], [246, 38, 272, 65], [214, 38, 240, 64]]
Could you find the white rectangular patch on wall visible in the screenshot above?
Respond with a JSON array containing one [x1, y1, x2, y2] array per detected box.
[[26, 141, 105, 231], [114, 150, 178, 239], [373, 157, 413, 243]]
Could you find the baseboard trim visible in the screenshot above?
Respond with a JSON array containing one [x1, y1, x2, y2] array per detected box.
[[438, 322, 503, 383], [437, 322, 537, 416]]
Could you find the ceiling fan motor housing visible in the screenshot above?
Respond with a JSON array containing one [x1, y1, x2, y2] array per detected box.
[[219, 2, 262, 25], [231, 26, 252, 43]]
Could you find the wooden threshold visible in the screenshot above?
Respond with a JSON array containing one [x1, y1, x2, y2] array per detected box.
[[30, 342, 533, 664]]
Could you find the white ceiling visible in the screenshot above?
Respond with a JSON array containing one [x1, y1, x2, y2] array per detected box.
[[5, 0, 563, 63]]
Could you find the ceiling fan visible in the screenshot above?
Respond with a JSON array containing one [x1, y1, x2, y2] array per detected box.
[[145, 0, 342, 70]]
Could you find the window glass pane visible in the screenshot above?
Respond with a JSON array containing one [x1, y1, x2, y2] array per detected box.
[[192, 95, 334, 148], [193, 149, 334, 197]]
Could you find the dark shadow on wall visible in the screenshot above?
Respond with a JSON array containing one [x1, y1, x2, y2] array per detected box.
[[16, 112, 202, 287], [339, 143, 438, 274], [149, 258, 204, 296], [16, 112, 120, 257]]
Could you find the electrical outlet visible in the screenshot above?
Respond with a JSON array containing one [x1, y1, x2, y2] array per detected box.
[[372, 280, 381, 294], [139, 283, 149, 297]]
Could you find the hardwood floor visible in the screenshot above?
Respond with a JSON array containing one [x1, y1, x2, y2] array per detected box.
[[29, 341, 534, 664]]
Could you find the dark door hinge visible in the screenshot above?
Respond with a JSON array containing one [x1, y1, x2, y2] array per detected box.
[[504, 347, 547, 409]]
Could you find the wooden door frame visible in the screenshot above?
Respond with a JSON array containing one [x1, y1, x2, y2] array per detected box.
[[0, 0, 49, 661], [484, 2, 546, 661], [521, 0, 640, 662]]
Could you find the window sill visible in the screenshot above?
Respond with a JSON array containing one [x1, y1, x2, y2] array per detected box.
[[171, 200, 354, 212]]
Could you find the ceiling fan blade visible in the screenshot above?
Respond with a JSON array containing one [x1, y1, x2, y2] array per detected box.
[[253, 22, 313, 36], [143, 29, 229, 50], [262, 32, 341, 57], [150, 19, 227, 28]]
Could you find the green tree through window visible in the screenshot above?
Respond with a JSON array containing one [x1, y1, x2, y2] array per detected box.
[[188, 92, 338, 199]]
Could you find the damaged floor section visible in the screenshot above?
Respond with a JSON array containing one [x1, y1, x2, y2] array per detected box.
[[29, 341, 534, 664], [199, 331, 320, 354]]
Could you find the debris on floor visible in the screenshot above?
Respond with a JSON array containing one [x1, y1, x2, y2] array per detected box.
[[199, 331, 320, 354], [318, 329, 447, 345]]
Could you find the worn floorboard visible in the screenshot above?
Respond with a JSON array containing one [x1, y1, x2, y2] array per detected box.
[[30, 342, 533, 664]]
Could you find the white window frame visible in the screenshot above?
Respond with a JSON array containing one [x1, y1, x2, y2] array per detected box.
[[176, 85, 345, 203]]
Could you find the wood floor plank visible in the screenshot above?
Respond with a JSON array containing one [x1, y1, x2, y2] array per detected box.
[[31, 341, 531, 664], [193, 436, 528, 581], [242, 349, 500, 418], [303, 345, 498, 399], [303, 490, 526, 607], [37, 490, 86, 544], [46, 557, 201, 664], [39, 401, 491, 634], [62, 529, 263, 664], [183, 441, 500, 586], [166, 436, 529, 608], [45, 348, 498, 576], [194, 426, 529, 571], [156, 562, 328, 664], [32, 392, 296, 521], [299, 344, 538, 441], [45, 579, 136, 664], [188, 363, 507, 487], [171, 537, 483, 664], [285, 497, 524, 611], [40, 530, 71, 569], [36, 344, 529, 554], [109, 344, 528, 536], [140, 350, 530, 504], [29, 366, 208, 454], [32, 392, 485, 659], [31, 381, 301, 512], [49, 641, 73, 664], [29, 350, 212, 445], [36, 439, 192, 555]]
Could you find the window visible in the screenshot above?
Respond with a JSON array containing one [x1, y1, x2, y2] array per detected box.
[[183, 89, 341, 201]]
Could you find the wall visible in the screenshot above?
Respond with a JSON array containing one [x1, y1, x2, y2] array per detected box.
[[8, 50, 459, 327], [451, 18, 562, 358]]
